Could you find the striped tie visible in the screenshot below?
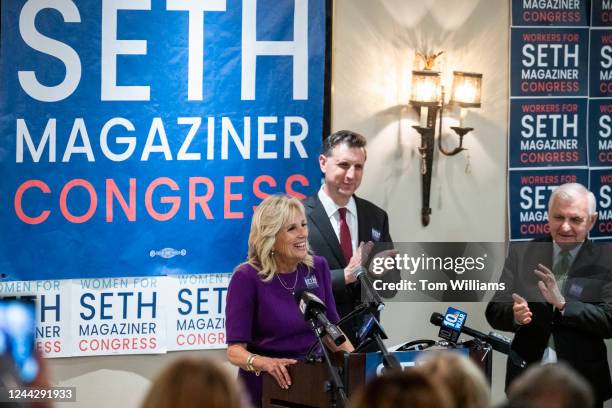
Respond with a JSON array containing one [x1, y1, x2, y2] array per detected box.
[[553, 250, 571, 291], [545, 250, 571, 358]]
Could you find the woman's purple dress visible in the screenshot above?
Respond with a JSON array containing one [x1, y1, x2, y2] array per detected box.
[[226, 255, 340, 407]]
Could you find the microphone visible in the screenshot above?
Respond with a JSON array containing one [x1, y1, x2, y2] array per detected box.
[[352, 266, 385, 311], [294, 289, 346, 346], [430, 311, 526, 368], [354, 313, 389, 353], [435, 307, 467, 343]]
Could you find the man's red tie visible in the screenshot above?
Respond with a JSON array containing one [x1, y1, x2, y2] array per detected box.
[[338, 207, 353, 264]]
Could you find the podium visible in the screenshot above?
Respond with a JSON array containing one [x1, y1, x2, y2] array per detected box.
[[262, 352, 361, 408], [262, 345, 492, 408]]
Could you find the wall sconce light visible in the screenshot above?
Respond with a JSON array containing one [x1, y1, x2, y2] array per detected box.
[[410, 54, 482, 226]]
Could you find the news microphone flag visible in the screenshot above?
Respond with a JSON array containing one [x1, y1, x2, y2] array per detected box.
[[438, 307, 467, 343]]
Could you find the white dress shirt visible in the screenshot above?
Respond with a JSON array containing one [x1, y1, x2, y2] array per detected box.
[[318, 186, 358, 254]]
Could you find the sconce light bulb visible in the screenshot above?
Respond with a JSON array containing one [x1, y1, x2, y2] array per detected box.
[[455, 83, 476, 104], [416, 79, 437, 103]]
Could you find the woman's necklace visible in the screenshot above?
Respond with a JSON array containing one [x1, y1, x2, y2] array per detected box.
[[276, 269, 299, 295]]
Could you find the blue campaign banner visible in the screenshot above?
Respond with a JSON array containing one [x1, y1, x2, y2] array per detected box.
[[510, 28, 589, 97], [509, 98, 587, 168], [588, 99, 612, 166], [512, 0, 589, 27], [589, 29, 612, 96], [592, 0, 612, 26], [590, 168, 612, 238], [508, 169, 589, 240], [0, 0, 326, 281]]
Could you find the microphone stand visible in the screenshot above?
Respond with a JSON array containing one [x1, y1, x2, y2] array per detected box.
[[337, 303, 370, 326], [365, 312, 402, 371], [347, 304, 400, 370], [308, 320, 348, 408], [374, 334, 401, 371]]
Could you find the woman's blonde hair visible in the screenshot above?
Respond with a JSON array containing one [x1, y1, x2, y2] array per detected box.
[[245, 194, 313, 281], [418, 351, 490, 408], [140, 357, 244, 408]]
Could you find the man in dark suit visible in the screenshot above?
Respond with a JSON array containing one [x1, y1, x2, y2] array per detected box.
[[304, 130, 396, 345], [486, 183, 612, 407]]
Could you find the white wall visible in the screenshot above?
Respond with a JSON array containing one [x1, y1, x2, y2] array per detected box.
[[46, 1, 612, 407], [332, 0, 507, 240], [331, 0, 510, 404]]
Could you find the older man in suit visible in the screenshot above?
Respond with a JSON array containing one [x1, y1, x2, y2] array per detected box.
[[486, 183, 612, 407], [304, 130, 396, 345]]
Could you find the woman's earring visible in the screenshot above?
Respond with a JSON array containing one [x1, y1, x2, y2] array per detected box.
[[271, 250, 275, 256]]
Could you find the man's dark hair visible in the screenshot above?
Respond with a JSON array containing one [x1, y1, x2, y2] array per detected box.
[[321, 130, 367, 156], [507, 363, 594, 408]]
